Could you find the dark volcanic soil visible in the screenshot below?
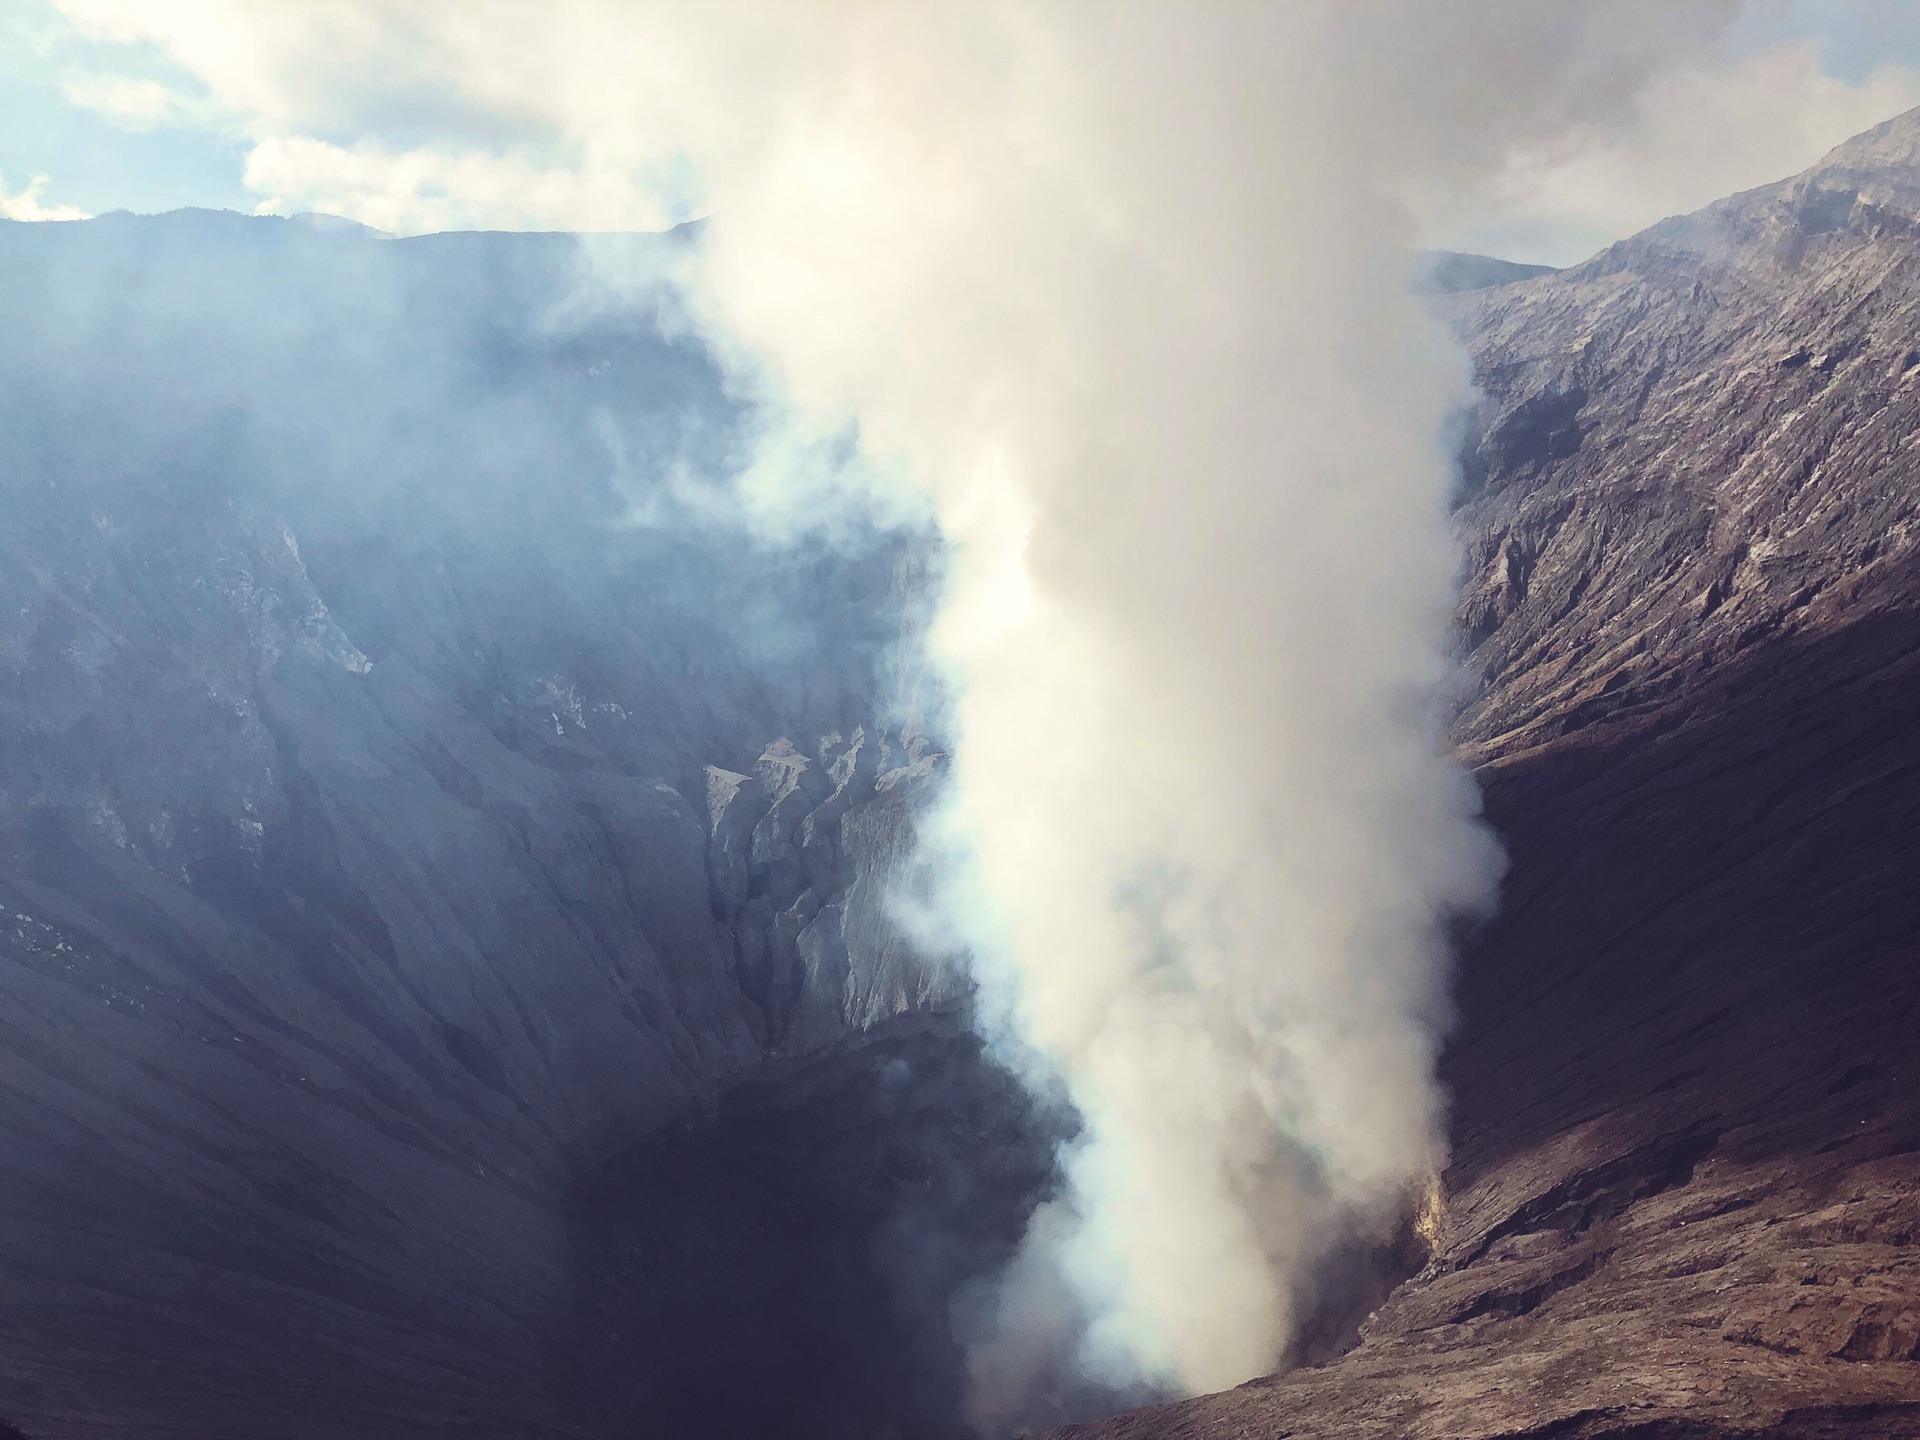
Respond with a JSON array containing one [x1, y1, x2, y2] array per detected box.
[[1049, 108, 1920, 1440]]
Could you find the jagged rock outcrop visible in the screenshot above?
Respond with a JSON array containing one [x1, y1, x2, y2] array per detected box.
[[0, 213, 1040, 1439], [1050, 108, 1920, 1440]]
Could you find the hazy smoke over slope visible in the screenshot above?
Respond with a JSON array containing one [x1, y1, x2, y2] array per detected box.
[[674, 7, 1727, 1411], [47, 0, 1765, 1422]]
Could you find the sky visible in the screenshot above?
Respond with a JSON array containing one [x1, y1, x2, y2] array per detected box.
[[5, 1, 1920, 262]]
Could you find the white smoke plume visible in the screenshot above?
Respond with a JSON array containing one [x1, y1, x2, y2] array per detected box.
[[45, 0, 1818, 1424], [639, 8, 1731, 1412]]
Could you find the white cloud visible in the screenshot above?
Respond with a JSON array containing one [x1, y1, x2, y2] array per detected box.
[[45, 0, 1920, 262], [59, 71, 225, 132], [242, 133, 674, 233], [0, 171, 90, 221], [1421, 37, 1920, 263], [53, 0, 379, 128]]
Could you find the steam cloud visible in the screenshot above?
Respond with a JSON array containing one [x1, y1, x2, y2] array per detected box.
[[689, 15, 1506, 1408], [667, 7, 1722, 1416], [39, 0, 1814, 1427]]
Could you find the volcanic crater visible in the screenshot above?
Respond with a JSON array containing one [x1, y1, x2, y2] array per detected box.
[[1, 108, 1918, 1440]]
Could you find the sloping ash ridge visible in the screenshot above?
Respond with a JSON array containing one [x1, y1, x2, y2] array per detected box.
[[1045, 106, 1920, 1440]]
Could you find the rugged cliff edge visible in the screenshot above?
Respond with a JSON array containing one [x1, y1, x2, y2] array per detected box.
[[1050, 108, 1920, 1440]]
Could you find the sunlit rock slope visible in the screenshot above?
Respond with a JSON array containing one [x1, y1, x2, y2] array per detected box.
[[1050, 106, 1920, 1440]]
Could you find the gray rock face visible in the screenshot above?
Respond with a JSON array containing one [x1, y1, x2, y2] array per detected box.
[[0, 212, 1043, 1438], [1450, 112, 1920, 761], [1048, 109, 1920, 1440]]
